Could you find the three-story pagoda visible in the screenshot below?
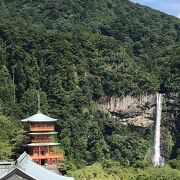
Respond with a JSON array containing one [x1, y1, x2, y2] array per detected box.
[[21, 111, 64, 166]]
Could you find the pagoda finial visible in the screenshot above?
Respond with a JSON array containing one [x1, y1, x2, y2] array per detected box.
[[37, 92, 41, 113]]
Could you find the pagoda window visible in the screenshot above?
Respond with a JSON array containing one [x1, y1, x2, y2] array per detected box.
[[52, 159, 56, 165], [34, 148, 38, 155], [36, 160, 38, 164], [49, 147, 53, 152], [45, 147, 48, 154]]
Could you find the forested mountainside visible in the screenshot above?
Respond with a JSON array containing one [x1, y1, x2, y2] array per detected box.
[[0, 0, 180, 177]]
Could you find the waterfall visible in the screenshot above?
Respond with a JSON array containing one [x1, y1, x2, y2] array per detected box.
[[152, 93, 163, 166]]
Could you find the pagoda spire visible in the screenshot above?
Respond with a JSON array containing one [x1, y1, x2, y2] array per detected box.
[[37, 92, 41, 113]]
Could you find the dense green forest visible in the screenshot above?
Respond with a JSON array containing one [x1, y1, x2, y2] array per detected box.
[[0, 0, 180, 178]]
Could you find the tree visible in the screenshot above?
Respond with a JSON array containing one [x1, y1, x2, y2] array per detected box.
[[0, 66, 13, 103]]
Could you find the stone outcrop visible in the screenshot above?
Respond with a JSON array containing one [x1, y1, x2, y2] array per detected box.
[[121, 116, 153, 127]]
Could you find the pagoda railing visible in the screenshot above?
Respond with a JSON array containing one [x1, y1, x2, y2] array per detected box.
[[31, 153, 64, 160], [30, 127, 54, 132], [31, 139, 51, 143]]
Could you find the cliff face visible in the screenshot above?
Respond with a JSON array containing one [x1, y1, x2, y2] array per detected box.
[[98, 94, 156, 127], [98, 93, 179, 161], [161, 93, 180, 160]]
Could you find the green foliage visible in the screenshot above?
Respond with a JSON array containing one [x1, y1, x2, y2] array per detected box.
[[68, 163, 117, 180], [0, 141, 12, 160], [135, 166, 180, 180], [0, 0, 179, 102], [19, 88, 48, 117], [58, 112, 152, 167], [59, 159, 77, 175], [162, 129, 174, 152], [0, 0, 179, 170], [169, 159, 180, 170], [0, 115, 23, 159], [69, 163, 180, 180], [0, 66, 14, 104], [133, 160, 150, 169]]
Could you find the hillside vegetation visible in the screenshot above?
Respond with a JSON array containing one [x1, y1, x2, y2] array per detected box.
[[0, 0, 179, 177], [68, 162, 180, 180]]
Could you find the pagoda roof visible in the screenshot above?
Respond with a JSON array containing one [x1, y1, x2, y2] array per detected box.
[[28, 132, 58, 135], [26, 143, 60, 147], [0, 152, 74, 180], [21, 112, 57, 123]]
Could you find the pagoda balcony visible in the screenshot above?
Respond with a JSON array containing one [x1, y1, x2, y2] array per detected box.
[[31, 139, 51, 143], [29, 127, 54, 132], [31, 152, 64, 160]]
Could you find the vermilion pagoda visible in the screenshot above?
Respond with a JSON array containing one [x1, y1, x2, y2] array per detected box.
[[21, 111, 64, 166]]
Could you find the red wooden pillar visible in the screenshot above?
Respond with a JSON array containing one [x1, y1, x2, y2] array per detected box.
[[47, 146, 49, 155], [38, 146, 41, 155]]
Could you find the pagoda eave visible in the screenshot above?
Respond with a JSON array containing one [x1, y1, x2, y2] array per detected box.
[[21, 113, 58, 123], [25, 143, 60, 147], [21, 120, 57, 123], [28, 132, 58, 135]]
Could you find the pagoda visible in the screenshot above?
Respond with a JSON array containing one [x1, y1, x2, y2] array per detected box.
[[21, 111, 64, 166]]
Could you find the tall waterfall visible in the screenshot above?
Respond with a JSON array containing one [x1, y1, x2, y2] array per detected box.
[[152, 93, 163, 166]]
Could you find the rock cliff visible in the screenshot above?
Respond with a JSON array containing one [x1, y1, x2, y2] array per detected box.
[[98, 94, 156, 127]]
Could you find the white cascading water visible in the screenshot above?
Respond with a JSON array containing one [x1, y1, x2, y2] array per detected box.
[[152, 93, 163, 166]]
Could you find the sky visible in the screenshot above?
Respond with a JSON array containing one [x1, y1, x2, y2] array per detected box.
[[130, 0, 180, 18]]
